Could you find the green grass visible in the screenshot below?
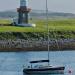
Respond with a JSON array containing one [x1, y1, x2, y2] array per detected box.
[[0, 19, 11, 25], [0, 26, 45, 32], [0, 18, 75, 32]]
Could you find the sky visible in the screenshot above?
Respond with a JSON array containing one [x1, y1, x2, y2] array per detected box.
[[0, 0, 75, 13]]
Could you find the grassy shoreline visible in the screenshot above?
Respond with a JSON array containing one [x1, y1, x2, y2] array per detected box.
[[0, 19, 75, 51], [0, 18, 75, 32]]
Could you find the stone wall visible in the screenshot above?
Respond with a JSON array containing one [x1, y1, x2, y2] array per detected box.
[[0, 39, 75, 51]]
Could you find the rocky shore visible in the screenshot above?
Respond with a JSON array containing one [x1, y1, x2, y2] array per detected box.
[[0, 39, 75, 51]]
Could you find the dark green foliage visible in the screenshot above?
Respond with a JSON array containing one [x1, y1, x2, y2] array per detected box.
[[0, 31, 75, 40]]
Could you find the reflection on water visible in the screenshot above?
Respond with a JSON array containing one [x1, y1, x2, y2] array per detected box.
[[0, 51, 75, 75], [25, 73, 68, 75], [25, 74, 64, 75], [26, 74, 64, 75]]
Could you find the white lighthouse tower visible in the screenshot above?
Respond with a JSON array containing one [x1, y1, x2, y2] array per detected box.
[[13, 0, 36, 27]]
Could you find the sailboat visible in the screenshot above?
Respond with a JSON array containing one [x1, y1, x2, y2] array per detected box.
[[23, 0, 65, 74], [23, 60, 65, 74]]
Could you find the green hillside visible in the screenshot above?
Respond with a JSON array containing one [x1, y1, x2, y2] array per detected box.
[[0, 19, 75, 32], [0, 19, 75, 40]]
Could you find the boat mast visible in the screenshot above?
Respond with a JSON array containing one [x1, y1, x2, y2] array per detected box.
[[46, 0, 49, 65]]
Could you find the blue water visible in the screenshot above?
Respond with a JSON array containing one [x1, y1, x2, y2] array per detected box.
[[0, 51, 75, 75]]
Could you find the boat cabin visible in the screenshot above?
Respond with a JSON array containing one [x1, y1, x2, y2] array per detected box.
[[30, 60, 49, 68]]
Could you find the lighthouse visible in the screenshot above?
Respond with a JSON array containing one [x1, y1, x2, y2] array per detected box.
[[17, 0, 30, 24], [15, 0, 36, 27]]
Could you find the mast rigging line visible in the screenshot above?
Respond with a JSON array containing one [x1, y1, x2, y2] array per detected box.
[[46, 0, 50, 66]]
